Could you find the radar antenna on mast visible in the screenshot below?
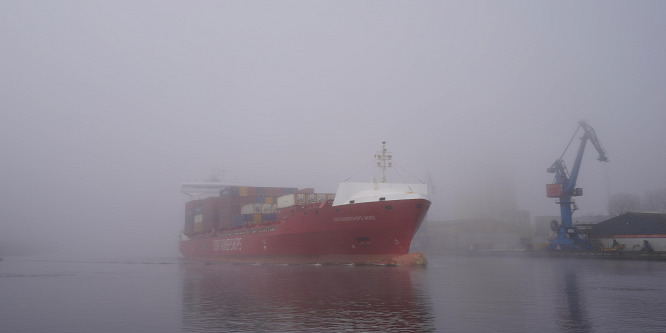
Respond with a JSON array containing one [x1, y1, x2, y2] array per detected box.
[[374, 141, 392, 183]]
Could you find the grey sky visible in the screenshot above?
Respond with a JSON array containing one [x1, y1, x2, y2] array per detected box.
[[2, 1, 665, 257]]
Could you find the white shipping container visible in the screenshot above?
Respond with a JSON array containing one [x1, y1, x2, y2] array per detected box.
[[277, 194, 307, 208], [316, 193, 327, 203], [306, 194, 317, 204], [277, 194, 295, 208], [261, 203, 273, 214], [241, 203, 263, 215], [240, 204, 252, 215]]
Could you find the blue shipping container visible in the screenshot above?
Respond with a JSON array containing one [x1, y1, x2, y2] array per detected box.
[[231, 214, 253, 227], [262, 214, 277, 222]]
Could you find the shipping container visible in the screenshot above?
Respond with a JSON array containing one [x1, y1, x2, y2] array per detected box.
[[184, 223, 194, 235], [185, 208, 195, 225], [241, 203, 263, 215], [230, 215, 243, 227], [232, 214, 253, 227], [220, 196, 256, 216], [276, 194, 307, 208], [276, 194, 293, 208], [316, 193, 328, 203], [252, 214, 262, 224], [193, 197, 220, 233], [262, 214, 277, 222], [238, 214, 257, 225], [282, 188, 298, 195], [263, 187, 275, 197], [264, 196, 274, 204], [298, 188, 315, 194], [220, 186, 239, 197], [185, 200, 201, 211], [218, 216, 232, 229], [239, 186, 248, 196], [202, 196, 219, 206], [270, 187, 294, 197], [193, 222, 204, 233], [185, 200, 201, 226], [306, 194, 317, 204], [261, 203, 273, 214], [230, 195, 259, 205]]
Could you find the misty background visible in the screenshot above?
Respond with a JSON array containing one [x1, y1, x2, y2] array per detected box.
[[1, 1, 664, 257]]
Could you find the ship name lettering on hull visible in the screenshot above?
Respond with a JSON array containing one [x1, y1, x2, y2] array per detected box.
[[214, 238, 242, 251], [332, 215, 376, 222]]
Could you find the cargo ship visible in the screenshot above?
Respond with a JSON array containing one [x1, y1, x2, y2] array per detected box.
[[178, 143, 431, 265]]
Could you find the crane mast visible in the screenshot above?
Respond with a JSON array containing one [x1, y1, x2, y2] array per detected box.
[[546, 121, 608, 250]]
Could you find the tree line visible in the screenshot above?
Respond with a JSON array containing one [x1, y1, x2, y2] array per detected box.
[[608, 187, 666, 216]]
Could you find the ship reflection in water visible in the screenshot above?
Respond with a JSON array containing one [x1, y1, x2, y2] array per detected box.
[[180, 262, 435, 332]]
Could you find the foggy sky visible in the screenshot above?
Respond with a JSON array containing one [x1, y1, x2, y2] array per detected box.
[[2, 1, 665, 257]]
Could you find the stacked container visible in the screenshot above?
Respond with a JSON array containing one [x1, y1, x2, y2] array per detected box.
[[218, 195, 257, 229], [276, 193, 336, 209], [183, 186, 316, 234], [184, 200, 199, 235], [183, 186, 300, 234], [184, 197, 221, 235]]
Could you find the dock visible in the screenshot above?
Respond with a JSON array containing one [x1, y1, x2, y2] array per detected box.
[[456, 250, 666, 261]]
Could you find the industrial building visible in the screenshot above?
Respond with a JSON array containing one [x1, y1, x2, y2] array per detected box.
[[589, 212, 666, 251]]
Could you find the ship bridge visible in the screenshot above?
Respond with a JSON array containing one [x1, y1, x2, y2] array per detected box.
[[332, 182, 429, 206]]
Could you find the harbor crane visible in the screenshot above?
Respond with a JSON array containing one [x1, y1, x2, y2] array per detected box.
[[547, 121, 608, 250]]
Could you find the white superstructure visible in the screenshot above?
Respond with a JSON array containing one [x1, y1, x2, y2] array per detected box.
[[332, 182, 429, 206]]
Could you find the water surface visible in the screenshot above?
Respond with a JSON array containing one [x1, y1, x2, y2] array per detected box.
[[1, 254, 665, 332]]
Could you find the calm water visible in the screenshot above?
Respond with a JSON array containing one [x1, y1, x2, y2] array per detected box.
[[1, 253, 665, 333]]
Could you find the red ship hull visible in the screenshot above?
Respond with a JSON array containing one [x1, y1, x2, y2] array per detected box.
[[179, 198, 430, 265]]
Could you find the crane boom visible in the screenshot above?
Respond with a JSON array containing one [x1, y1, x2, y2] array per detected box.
[[568, 122, 608, 191], [546, 121, 608, 250]]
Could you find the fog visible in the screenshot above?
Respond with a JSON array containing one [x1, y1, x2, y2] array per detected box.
[[1, 1, 664, 258]]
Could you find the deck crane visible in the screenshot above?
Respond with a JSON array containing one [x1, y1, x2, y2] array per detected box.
[[546, 121, 608, 250]]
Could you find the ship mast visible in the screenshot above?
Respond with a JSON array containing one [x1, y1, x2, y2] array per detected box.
[[375, 141, 392, 183]]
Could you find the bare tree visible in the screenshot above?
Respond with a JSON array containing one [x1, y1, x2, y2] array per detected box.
[[608, 192, 641, 216], [643, 188, 666, 212]]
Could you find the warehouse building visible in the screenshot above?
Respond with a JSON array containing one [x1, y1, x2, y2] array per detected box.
[[589, 212, 666, 251]]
